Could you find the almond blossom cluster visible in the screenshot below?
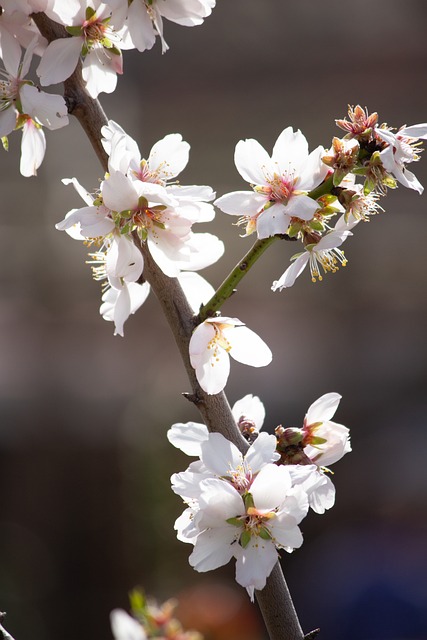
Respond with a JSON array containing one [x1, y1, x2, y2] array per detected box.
[[111, 589, 203, 640], [168, 393, 350, 599], [214, 106, 427, 290], [0, 0, 215, 174], [56, 120, 224, 335]]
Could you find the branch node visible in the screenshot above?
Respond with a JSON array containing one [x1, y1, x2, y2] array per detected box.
[[182, 391, 203, 406]]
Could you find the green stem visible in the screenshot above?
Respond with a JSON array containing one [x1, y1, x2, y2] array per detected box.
[[308, 174, 334, 200], [198, 235, 278, 321], [198, 175, 336, 321]]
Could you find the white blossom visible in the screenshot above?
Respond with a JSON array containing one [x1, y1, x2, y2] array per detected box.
[[37, 0, 130, 98], [110, 609, 147, 640], [377, 124, 427, 194], [189, 317, 272, 394], [188, 464, 309, 597], [302, 392, 351, 468], [215, 127, 329, 238], [123, 0, 215, 54], [271, 227, 352, 290]]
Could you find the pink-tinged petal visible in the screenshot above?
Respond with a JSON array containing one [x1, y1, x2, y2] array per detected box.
[[0, 105, 17, 138], [284, 193, 320, 221], [123, 0, 157, 53], [148, 133, 190, 180], [272, 127, 308, 172], [234, 537, 278, 591], [214, 191, 267, 217], [82, 50, 119, 98], [250, 464, 292, 510], [189, 527, 236, 572], [110, 610, 146, 640], [234, 139, 272, 186], [167, 421, 209, 456], [256, 202, 290, 238], [244, 433, 279, 472], [102, 171, 138, 212], [37, 36, 82, 86], [297, 145, 329, 191], [399, 123, 427, 139], [305, 392, 341, 424], [20, 120, 45, 177], [200, 432, 242, 476], [0, 25, 22, 76], [20, 84, 68, 130], [231, 394, 265, 431], [271, 252, 309, 291], [227, 326, 272, 367], [55, 205, 114, 238]]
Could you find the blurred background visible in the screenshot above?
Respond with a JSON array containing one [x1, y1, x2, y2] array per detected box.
[[1, 1, 427, 639]]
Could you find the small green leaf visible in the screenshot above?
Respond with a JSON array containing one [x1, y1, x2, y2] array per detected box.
[[138, 227, 148, 242], [226, 517, 242, 527], [66, 25, 83, 36], [240, 530, 251, 549], [309, 220, 324, 232], [309, 436, 327, 445], [85, 6, 96, 20], [259, 527, 272, 541], [1, 136, 9, 151], [243, 492, 255, 510]]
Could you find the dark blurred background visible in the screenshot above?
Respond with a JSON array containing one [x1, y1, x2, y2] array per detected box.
[[1, 1, 427, 639]]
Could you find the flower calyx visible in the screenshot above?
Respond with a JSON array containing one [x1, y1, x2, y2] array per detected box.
[[275, 425, 312, 465]]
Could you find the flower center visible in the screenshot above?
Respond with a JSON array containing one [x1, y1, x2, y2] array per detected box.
[[206, 324, 233, 365]]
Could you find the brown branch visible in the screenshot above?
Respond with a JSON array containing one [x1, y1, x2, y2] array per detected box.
[[33, 12, 306, 640]]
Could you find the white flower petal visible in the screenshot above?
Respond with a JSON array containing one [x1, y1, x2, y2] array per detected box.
[[110, 610, 146, 640], [200, 432, 242, 476], [234, 537, 278, 591], [148, 133, 189, 180], [214, 191, 267, 217], [20, 120, 45, 176], [305, 392, 342, 424], [272, 127, 308, 172], [231, 394, 265, 431], [167, 421, 209, 456], [37, 36, 82, 86], [234, 138, 272, 186], [227, 326, 272, 368], [271, 253, 309, 291]]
